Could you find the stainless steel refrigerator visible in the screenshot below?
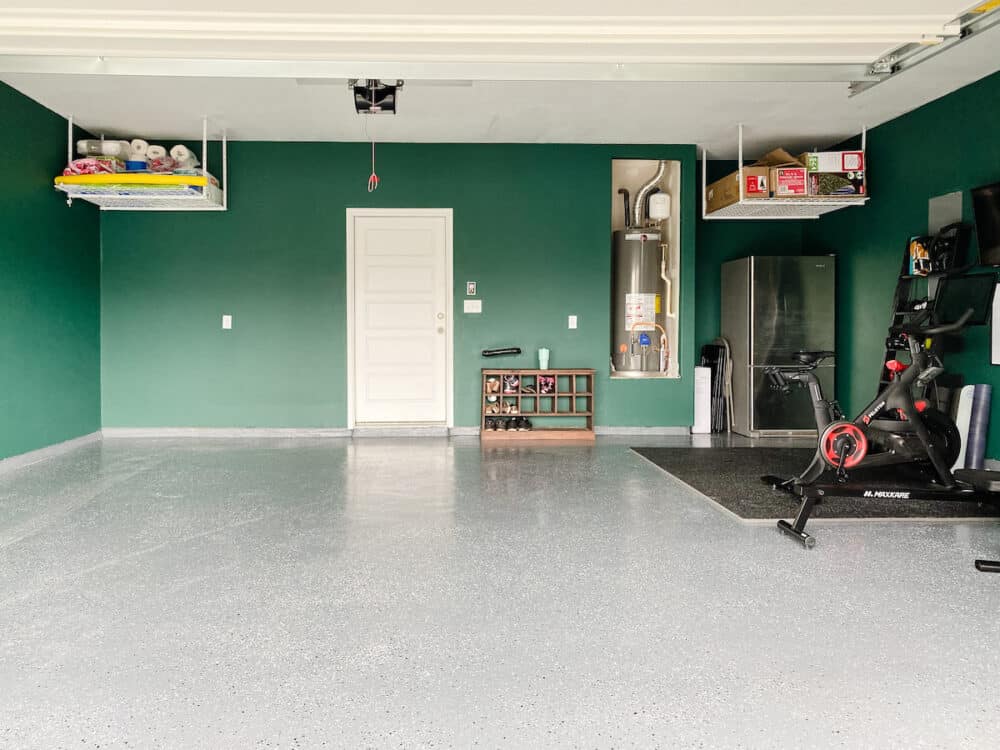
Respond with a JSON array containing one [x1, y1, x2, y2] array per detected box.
[[721, 255, 836, 437]]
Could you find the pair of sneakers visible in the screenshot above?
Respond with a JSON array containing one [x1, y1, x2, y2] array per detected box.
[[484, 417, 532, 431]]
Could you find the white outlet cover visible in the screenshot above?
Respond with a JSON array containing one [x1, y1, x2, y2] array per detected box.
[[568, 315, 578, 329], [222, 314, 232, 330], [464, 299, 482, 314]]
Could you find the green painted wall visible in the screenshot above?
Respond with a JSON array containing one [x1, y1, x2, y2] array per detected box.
[[807, 70, 1000, 456], [0, 83, 101, 459], [101, 143, 696, 428]]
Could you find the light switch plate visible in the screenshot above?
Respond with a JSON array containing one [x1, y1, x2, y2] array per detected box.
[[568, 315, 578, 329], [464, 299, 482, 314], [466, 281, 477, 296], [222, 314, 232, 330]]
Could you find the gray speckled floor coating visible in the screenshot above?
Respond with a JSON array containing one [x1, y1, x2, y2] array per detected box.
[[1, 436, 1000, 749]]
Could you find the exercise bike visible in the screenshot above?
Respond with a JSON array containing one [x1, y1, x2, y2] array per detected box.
[[761, 272, 1000, 562]]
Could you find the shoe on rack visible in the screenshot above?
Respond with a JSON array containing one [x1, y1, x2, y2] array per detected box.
[[497, 418, 508, 431], [521, 384, 536, 394], [484, 418, 496, 431], [520, 418, 532, 431]]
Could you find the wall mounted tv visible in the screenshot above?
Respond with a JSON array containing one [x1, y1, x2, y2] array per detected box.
[[972, 181, 1000, 266]]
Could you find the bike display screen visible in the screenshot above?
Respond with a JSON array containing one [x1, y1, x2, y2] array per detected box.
[[934, 273, 997, 326]]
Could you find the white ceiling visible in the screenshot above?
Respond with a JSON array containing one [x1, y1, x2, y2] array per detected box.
[[1, 1, 998, 156]]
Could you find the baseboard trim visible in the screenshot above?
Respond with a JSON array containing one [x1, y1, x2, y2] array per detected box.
[[352, 425, 450, 438], [101, 427, 353, 439], [0, 431, 102, 476], [98, 426, 518, 439], [595, 426, 691, 436]]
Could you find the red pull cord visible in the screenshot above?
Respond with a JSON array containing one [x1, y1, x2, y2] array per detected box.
[[367, 140, 379, 192]]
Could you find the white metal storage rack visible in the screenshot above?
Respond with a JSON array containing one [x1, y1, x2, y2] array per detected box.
[[702, 125, 868, 220], [56, 116, 227, 212]]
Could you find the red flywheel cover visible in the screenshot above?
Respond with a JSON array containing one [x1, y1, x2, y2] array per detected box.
[[820, 422, 868, 468]]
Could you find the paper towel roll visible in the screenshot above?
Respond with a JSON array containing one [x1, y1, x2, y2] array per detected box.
[[130, 139, 149, 158], [169, 144, 200, 168], [76, 139, 131, 157], [146, 145, 168, 160], [101, 141, 132, 158]]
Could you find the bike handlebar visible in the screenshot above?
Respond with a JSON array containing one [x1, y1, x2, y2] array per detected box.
[[897, 307, 974, 336]]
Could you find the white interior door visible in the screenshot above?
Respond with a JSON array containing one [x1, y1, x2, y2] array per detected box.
[[350, 211, 451, 425]]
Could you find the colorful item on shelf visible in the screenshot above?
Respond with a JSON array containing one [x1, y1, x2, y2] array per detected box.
[[63, 156, 124, 176], [124, 160, 148, 172], [502, 374, 520, 393], [147, 156, 177, 173], [144, 145, 175, 173], [538, 375, 555, 394], [172, 169, 220, 188]]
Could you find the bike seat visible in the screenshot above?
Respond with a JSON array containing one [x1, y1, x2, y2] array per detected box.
[[793, 350, 835, 365]]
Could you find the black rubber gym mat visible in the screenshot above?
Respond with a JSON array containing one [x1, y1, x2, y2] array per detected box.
[[632, 447, 1000, 521]]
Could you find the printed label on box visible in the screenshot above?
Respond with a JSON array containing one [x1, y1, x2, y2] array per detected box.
[[842, 152, 864, 171], [746, 175, 767, 195], [775, 168, 807, 196], [625, 293, 657, 332]]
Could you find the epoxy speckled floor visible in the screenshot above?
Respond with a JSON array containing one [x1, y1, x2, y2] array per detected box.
[[2, 436, 1000, 749]]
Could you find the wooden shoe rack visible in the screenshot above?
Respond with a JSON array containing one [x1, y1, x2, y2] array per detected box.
[[481, 368, 595, 442]]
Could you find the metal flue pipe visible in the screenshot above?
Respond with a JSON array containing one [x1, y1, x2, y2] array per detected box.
[[633, 160, 666, 228]]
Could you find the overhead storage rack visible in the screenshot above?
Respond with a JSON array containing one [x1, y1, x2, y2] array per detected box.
[[702, 125, 868, 220], [55, 116, 227, 212]]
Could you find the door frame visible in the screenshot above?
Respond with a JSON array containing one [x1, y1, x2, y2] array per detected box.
[[345, 207, 454, 429]]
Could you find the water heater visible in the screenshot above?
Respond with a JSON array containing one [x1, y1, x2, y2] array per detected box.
[[611, 159, 671, 377], [612, 229, 666, 375]]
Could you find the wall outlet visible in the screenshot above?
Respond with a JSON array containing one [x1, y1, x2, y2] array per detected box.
[[464, 299, 482, 314], [222, 314, 232, 330], [568, 315, 577, 329]]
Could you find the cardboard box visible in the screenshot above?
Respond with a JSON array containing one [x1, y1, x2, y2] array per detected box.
[[754, 148, 801, 168], [755, 148, 807, 198], [801, 151, 866, 197], [705, 166, 769, 213], [771, 166, 808, 197]]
